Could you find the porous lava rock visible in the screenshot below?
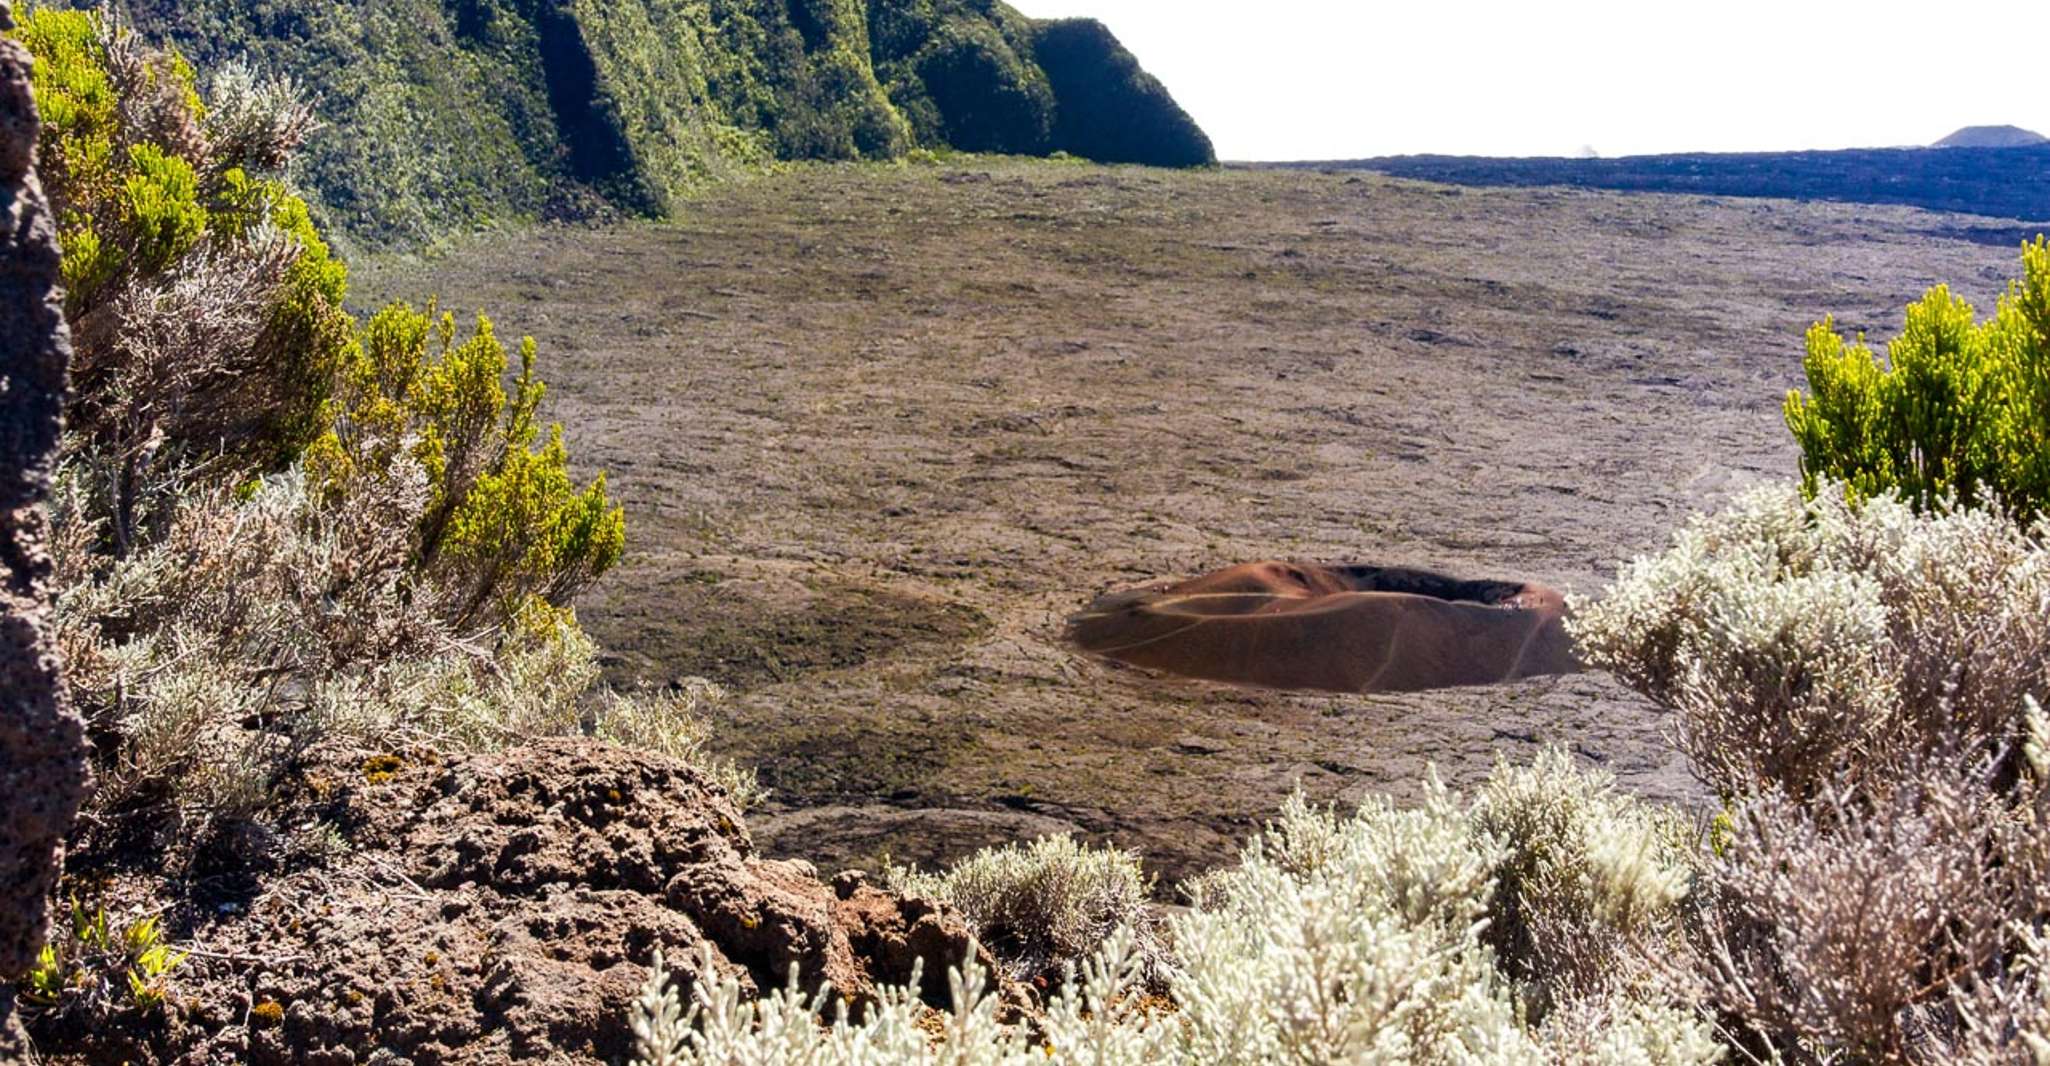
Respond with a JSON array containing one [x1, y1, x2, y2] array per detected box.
[[32, 740, 1014, 1065], [0, 0, 90, 1048], [1069, 560, 1580, 695]]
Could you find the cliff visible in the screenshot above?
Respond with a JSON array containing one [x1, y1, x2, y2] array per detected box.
[[0, 0, 90, 1052], [107, 0, 1213, 245]]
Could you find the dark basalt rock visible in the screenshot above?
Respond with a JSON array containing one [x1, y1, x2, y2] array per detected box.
[[0, 0, 91, 1041]]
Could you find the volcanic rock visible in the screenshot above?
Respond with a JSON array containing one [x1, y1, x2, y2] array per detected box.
[[1068, 561, 1579, 695]]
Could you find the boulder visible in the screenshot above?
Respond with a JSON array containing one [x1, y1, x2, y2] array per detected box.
[[35, 740, 1020, 1064]]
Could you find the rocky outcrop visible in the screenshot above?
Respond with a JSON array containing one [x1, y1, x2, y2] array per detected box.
[[0, 0, 87, 995], [1, 0, 90, 1047], [32, 740, 1019, 1065]]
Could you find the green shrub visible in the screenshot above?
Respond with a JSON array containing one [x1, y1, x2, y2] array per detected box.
[[1785, 237, 2050, 520], [119, 143, 206, 275], [12, 9, 353, 487], [21, 900, 186, 1017], [16, 9, 120, 222], [311, 302, 625, 627]]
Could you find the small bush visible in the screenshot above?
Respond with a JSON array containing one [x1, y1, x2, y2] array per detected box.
[[642, 756, 1717, 1063], [1471, 748, 1694, 1014], [1785, 238, 2050, 521], [1570, 484, 2050, 800], [1170, 781, 1536, 1062], [12, 9, 352, 517], [51, 458, 732, 851], [885, 834, 1158, 983], [311, 302, 625, 628], [1686, 743, 2050, 1062], [21, 900, 186, 1018]]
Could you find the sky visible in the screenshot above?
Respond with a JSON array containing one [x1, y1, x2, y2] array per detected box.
[[1010, 0, 2050, 161]]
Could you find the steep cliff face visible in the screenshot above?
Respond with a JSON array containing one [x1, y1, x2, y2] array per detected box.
[[1032, 18, 1211, 168], [107, 0, 1212, 246], [0, 0, 90, 1049]]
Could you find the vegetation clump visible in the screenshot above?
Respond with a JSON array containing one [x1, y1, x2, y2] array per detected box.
[[22, 901, 185, 1017], [636, 758, 1718, 1064], [1785, 238, 2050, 521], [885, 834, 1159, 985], [1570, 484, 2050, 800], [18, 9, 345, 509], [310, 300, 625, 627], [1569, 485, 2050, 1062], [6, 12, 758, 881]]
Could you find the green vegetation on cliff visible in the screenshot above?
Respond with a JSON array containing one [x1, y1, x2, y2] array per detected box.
[[1032, 18, 1211, 168], [96, 0, 1211, 245]]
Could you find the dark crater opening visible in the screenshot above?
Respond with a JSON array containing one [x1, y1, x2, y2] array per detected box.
[[1293, 563, 1527, 604]]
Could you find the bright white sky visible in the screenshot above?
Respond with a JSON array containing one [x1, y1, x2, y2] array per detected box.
[[1010, 0, 2050, 161]]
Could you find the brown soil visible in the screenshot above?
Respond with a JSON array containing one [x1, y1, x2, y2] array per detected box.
[[352, 160, 2032, 885], [28, 740, 1015, 1065]]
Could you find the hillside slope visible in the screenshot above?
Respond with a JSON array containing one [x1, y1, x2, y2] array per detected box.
[[108, 0, 1213, 245]]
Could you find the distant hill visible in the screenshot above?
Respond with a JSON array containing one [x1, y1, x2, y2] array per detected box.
[[1934, 125, 2048, 148], [99, 0, 1213, 246], [1268, 144, 2050, 223]]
